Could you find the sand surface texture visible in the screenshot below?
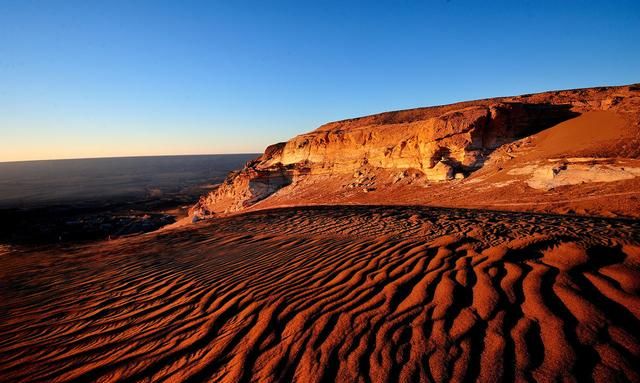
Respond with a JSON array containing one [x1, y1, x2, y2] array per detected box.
[[1, 206, 639, 382]]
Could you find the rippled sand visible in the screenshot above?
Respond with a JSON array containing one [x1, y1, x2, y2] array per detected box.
[[1, 206, 639, 382]]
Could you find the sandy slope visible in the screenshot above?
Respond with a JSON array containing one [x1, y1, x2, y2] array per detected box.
[[1, 206, 639, 382]]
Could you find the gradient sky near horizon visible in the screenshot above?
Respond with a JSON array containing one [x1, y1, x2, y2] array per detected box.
[[1, 0, 639, 162]]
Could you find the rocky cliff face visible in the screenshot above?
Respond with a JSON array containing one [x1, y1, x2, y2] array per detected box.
[[192, 84, 640, 216]]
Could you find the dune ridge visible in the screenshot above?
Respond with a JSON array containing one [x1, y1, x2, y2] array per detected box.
[[1, 206, 639, 382]]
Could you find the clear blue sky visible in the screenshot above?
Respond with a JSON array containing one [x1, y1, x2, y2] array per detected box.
[[1, 0, 639, 161]]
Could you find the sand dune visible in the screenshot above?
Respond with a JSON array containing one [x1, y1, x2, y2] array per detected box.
[[1, 206, 639, 382]]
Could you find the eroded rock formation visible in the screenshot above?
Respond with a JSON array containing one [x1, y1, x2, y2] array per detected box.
[[193, 84, 640, 216]]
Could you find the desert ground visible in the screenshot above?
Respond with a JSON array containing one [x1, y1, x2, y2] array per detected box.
[[1, 206, 639, 382], [2, 85, 640, 382]]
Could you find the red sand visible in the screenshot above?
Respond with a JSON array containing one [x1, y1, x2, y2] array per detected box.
[[1, 206, 639, 382]]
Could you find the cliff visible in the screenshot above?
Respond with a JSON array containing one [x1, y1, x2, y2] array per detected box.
[[192, 84, 640, 217]]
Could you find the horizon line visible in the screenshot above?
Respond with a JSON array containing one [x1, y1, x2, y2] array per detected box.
[[0, 152, 263, 165]]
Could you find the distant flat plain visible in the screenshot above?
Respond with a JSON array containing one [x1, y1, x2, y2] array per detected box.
[[0, 154, 258, 208], [0, 154, 257, 243]]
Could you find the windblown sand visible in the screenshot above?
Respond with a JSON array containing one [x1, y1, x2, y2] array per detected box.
[[1, 206, 639, 382]]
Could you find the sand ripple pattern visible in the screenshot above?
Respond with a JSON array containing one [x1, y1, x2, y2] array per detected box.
[[1, 206, 639, 382]]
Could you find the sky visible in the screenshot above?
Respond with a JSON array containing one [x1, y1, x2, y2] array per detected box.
[[1, 0, 639, 162]]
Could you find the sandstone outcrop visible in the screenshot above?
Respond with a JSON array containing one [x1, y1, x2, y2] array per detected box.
[[192, 84, 640, 216]]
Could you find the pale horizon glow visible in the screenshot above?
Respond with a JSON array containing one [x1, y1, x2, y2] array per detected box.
[[2, 1, 639, 162], [0, 149, 263, 164], [2, 119, 275, 162]]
